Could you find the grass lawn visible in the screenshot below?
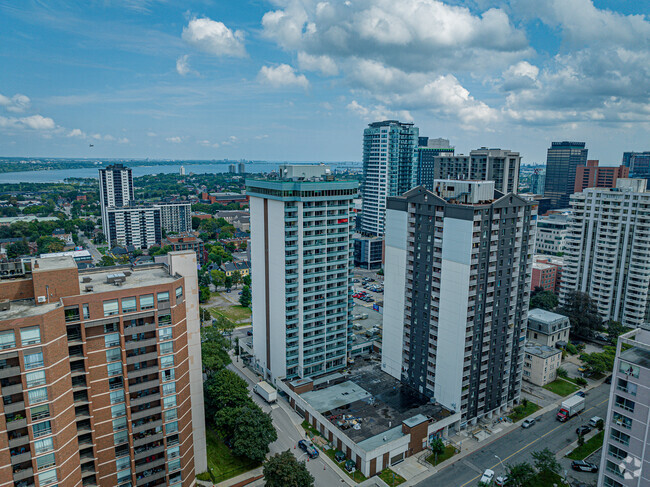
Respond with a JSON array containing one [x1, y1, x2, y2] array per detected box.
[[543, 378, 579, 396], [301, 420, 322, 438], [204, 428, 259, 483], [378, 469, 406, 486], [426, 446, 458, 466], [508, 401, 541, 422], [324, 449, 367, 483], [209, 305, 251, 322], [567, 431, 604, 460]]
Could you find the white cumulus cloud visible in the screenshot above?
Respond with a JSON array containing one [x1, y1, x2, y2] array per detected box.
[[19, 115, 56, 130], [0, 93, 31, 113], [297, 52, 338, 76], [258, 64, 309, 90], [166, 136, 183, 143], [176, 54, 191, 76], [67, 128, 86, 138], [182, 17, 247, 58]]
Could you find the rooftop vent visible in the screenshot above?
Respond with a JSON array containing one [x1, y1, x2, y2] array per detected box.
[[106, 272, 126, 285], [0, 300, 10, 312], [82, 277, 92, 283], [84, 285, 94, 292]]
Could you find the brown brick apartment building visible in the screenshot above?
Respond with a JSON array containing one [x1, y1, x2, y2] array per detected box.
[[0, 251, 206, 487]]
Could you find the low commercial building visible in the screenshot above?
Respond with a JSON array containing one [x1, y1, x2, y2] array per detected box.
[[200, 192, 249, 206], [353, 235, 383, 270], [531, 262, 557, 292], [523, 343, 562, 386], [0, 216, 59, 226], [527, 308, 571, 347], [40, 250, 93, 267], [534, 255, 564, 294], [161, 233, 206, 264], [278, 364, 461, 478]]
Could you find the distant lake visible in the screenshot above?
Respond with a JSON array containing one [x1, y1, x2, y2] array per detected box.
[[0, 161, 361, 183]]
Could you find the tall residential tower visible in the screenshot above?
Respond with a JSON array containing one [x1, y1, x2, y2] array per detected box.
[[544, 141, 588, 209], [382, 180, 536, 426], [247, 165, 357, 381], [359, 120, 419, 236]]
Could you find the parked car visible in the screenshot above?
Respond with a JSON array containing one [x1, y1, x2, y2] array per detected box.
[[225, 288, 231, 293], [480, 469, 495, 484], [495, 475, 509, 486], [571, 460, 598, 473], [522, 418, 535, 428], [605, 375, 612, 384], [588, 416, 603, 428], [576, 391, 586, 398], [334, 451, 346, 463], [345, 459, 356, 472], [247, 330, 253, 336], [298, 440, 319, 458], [576, 425, 592, 436]]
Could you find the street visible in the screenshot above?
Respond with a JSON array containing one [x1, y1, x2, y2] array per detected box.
[[79, 233, 103, 262], [227, 361, 350, 486], [415, 382, 610, 487]]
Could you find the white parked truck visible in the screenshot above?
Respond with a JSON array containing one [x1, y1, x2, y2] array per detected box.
[[557, 395, 585, 422], [254, 381, 277, 404]]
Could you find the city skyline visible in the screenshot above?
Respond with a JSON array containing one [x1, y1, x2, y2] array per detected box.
[[0, 0, 648, 163]]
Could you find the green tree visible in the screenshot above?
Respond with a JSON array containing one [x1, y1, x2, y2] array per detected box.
[[556, 367, 568, 378], [531, 448, 561, 476], [213, 314, 236, 334], [199, 286, 210, 303], [199, 307, 211, 323], [558, 291, 602, 338], [239, 285, 252, 308], [191, 216, 201, 230], [232, 270, 242, 288], [263, 450, 314, 487], [529, 290, 559, 311], [505, 462, 535, 487], [430, 438, 445, 456], [580, 346, 616, 374], [204, 368, 249, 422], [231, 404, 277, 462], [98, 255, 115, 267], [6, 239, 29, 258], [606, 321, 631, 341], [36, 236, 64, 253], [225, 275, 233, 290], [242, 274, 251, 287], [596, 418, 604, 431], [201, 326, 232, 376], [211, 269, 225, 289]]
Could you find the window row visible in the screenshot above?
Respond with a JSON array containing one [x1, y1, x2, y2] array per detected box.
[[103, 289, 179, 317], [0, 326, 41, 349]]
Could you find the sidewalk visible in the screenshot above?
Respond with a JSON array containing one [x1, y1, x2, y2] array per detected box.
[[401, 375, 607, 486]]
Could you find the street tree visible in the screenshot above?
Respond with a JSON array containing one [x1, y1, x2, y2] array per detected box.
[[98, 255, 115, 267], [211, 269, 226, 289], [240, 285, 252, 308], [558, 291, 602, 338], [243, 274, 251, 287], [225, 275, 233, 290], [580, 346, 616, 375], [204, 368, 249, 424], [263, 450, 314, 487], [531, 448, 561, 476], [232, 270, 242, 288], [201, 326, 232, 376], [505, 462, 535, 487], [7, 239, 29, 258], [530, 290, 558, 311], [231, 404, 278, 463]]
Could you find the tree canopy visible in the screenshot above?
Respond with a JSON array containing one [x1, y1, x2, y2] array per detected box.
[[201, 325, 232, 375], [240, 285, 252, 308], [263, 450, 314, 487], [558, 291, 602, 338], [529, 290, 558, 311]]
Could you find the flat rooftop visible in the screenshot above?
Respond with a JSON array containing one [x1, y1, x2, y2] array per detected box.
[[620, 346, 650, 369], [299, 361, 452, 444], [525, 343, 561, 359], [0, 300, 59, 320], [79, 264, 177, 293]]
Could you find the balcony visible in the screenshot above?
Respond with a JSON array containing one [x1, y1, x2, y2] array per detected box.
[[135, 456, 166, 473], [10, 450, 31, 465], [125, 322, 157, 335], [4, 401, 25, 414], [131, 392, 161, 408], [131, 405, 162, 422], [13, 465, 34, 482], [7, 417, 27, 431], [127, 352, 158, 365], [0, 365, 21, 379], [133, 431, 163, 447], [2, 382, 23, 395], [135, 467, 166, 485], [133, 418, 162, 434], [134, 442, 164, 461], [129, 378, 160, 393], [128, 364, 159, 379], [126, 338, 158, 350]]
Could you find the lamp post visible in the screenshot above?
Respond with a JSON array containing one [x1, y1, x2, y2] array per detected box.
[[495, 454, 505, 474]]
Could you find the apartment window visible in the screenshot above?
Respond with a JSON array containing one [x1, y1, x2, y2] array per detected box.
[[167, 445, 180, 459], [110, 390, 125, 404], [34, 437, 54, 454], [26, 370, 46, 388], [105, 333, 120, 348], [159, 328, 172, 341], [107, 362, 122, 377], [30, 404, 50, 421], [103, 299, 119, 316], [106, 348, 121, 363], [21, 326, 41, 345], [117, 468, 131, 484], [166, 421, 178, 434], [32, 420, 52, 438], [170, 471, 182, 484], [160, 355, 174, 369], [157, 291, 170, 303], [161, 369, 175, 382], [116, 456, 130, 471], [176, 286, 183, 300], [163, 395, 177, 409], [24, 349, 44, 370], [164, 408, 178, 421], [36, 452, 56, 471], [160, 342, 173, 355], [606, 460, 624, 478], [608, 444, 627, 460], [82, 303, 90, 320], [109, 377, 123, 390], [113, 416, 127, 431], [114, 429, 128, 445], [158, 313, 172, 326], [615, 395, 635, 412], [38, 468, 58, 486], [619, 361, 639, 378], [64, 306, 80, 322], [162, 382, 176, 396], [617, 378, 637, 396], [140, 294, 154, 310], [0, 330, 15, 349], [28, 387, 48, 405], [169, 458, 181, 472], [111, 404, 126, 418], [603, 477, 624, 487], [104, 322, 118, 333], [610, 427, 631, 445], [121, 297, 136, 313]]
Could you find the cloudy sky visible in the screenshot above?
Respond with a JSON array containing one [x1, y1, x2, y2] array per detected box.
[[0, 0, 648, 163]]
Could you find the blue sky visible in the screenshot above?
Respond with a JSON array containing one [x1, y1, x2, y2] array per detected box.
[[0, 0, 648, 164]]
